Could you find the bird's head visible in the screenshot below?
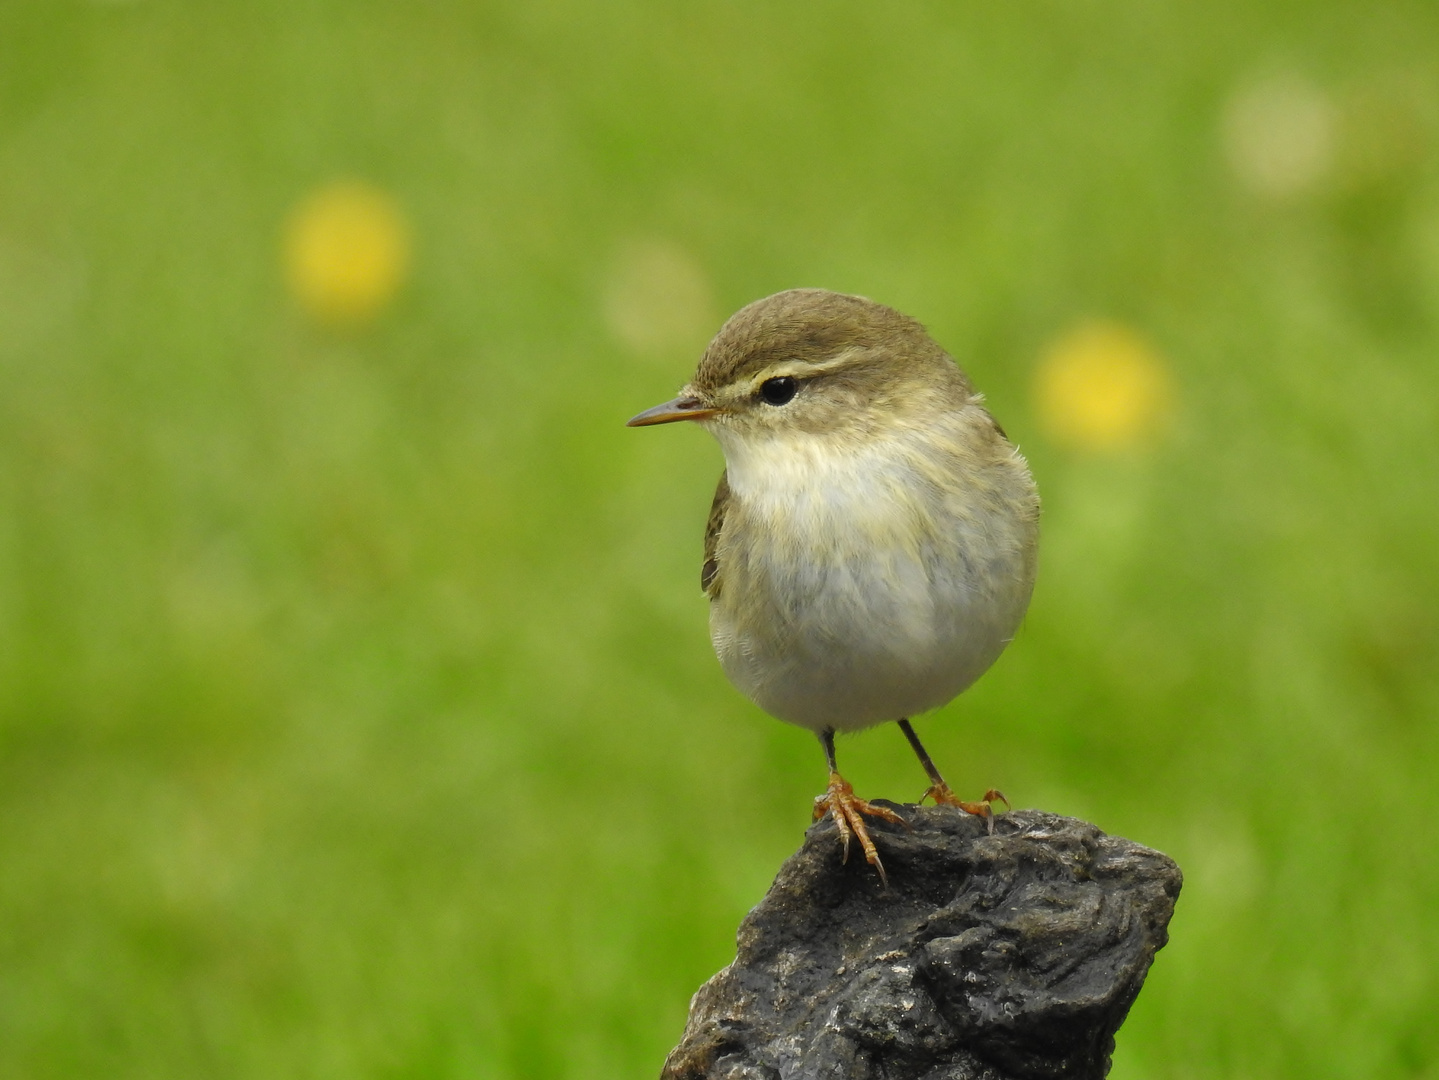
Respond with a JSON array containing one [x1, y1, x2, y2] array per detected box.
[[626, 289, 973, 446]]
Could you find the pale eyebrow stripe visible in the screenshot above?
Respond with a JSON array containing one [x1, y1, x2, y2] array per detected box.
[[742, 347, 869, 391]]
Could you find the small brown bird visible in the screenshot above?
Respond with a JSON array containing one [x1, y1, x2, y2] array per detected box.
[[629, 289, 1039, 880]]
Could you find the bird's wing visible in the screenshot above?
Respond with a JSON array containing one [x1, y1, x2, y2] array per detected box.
[[701, 470, 730, 597]]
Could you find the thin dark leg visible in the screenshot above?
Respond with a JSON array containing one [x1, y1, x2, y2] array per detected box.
[[897, 718, 1009, 833], [819, 728, 838, 773], [896, 718, 947, 789]]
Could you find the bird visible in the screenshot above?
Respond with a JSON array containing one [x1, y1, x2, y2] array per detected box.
[[627, 289, 1039, 881]]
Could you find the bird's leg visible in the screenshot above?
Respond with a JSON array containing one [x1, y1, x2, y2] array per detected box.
[[812, 728, 906, 884], [896, 718, 1009, 834]]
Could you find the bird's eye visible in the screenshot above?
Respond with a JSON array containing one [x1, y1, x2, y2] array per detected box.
[[758, 376, 798, 406]]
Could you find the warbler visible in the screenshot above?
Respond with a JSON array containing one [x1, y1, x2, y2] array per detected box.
[[628, 289, 1039, 880]]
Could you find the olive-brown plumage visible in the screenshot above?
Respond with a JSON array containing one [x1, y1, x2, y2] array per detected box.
[[629, 289, 1039, 879]]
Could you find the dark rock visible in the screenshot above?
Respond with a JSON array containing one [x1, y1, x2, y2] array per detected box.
[[663, 807, 1181, 1080]]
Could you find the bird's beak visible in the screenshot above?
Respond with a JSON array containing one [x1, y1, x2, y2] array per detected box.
[[625, 395, 720, 427]]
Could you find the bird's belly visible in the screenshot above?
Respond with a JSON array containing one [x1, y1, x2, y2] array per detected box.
[[710, 517, 1029, 733]]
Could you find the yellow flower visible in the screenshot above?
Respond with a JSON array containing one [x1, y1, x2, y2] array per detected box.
[[284, 181, 411, 327], [1034, 321, 1173, 452]]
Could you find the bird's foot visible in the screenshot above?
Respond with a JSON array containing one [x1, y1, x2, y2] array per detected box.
[[923, 784, 1010, 834], [813, 773, 907, 884]]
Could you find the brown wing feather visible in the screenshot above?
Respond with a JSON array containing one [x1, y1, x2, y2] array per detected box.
[[701, 471, 730, 596]]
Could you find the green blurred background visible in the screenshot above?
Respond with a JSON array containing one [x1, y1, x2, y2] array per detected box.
[[2, 2, 1437, 1077]]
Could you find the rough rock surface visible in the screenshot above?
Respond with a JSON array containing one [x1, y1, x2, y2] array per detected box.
[[663, 806, 1181, 1080]]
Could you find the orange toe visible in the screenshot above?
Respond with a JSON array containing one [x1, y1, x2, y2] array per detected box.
[[814, 773, 906, 883], [923, 783, 1009, 834]]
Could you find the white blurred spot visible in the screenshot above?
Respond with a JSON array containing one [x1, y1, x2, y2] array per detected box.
[[602, 239, 717, 359], [1223, 72, 1334, 198]]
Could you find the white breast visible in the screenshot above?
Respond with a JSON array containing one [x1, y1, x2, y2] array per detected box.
[[707, 419, 1036, 733]]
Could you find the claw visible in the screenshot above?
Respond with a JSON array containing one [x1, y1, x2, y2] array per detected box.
[[814, 773, 905, 884], [983, 789, 1012, 813], [925, 783, 1009, 834]]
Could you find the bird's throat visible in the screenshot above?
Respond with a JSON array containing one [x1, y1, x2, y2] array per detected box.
[[713, 426, 957, 550]]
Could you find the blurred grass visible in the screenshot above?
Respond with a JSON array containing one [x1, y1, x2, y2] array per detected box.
[[1, 1, 1437, 1077]]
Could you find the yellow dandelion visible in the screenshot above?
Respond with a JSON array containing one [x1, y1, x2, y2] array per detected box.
[[284, 181, 411, 327], [1034, 321, 1173, 453]]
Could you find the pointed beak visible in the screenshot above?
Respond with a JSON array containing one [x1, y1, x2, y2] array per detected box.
[[625, 395, 720, 427]]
